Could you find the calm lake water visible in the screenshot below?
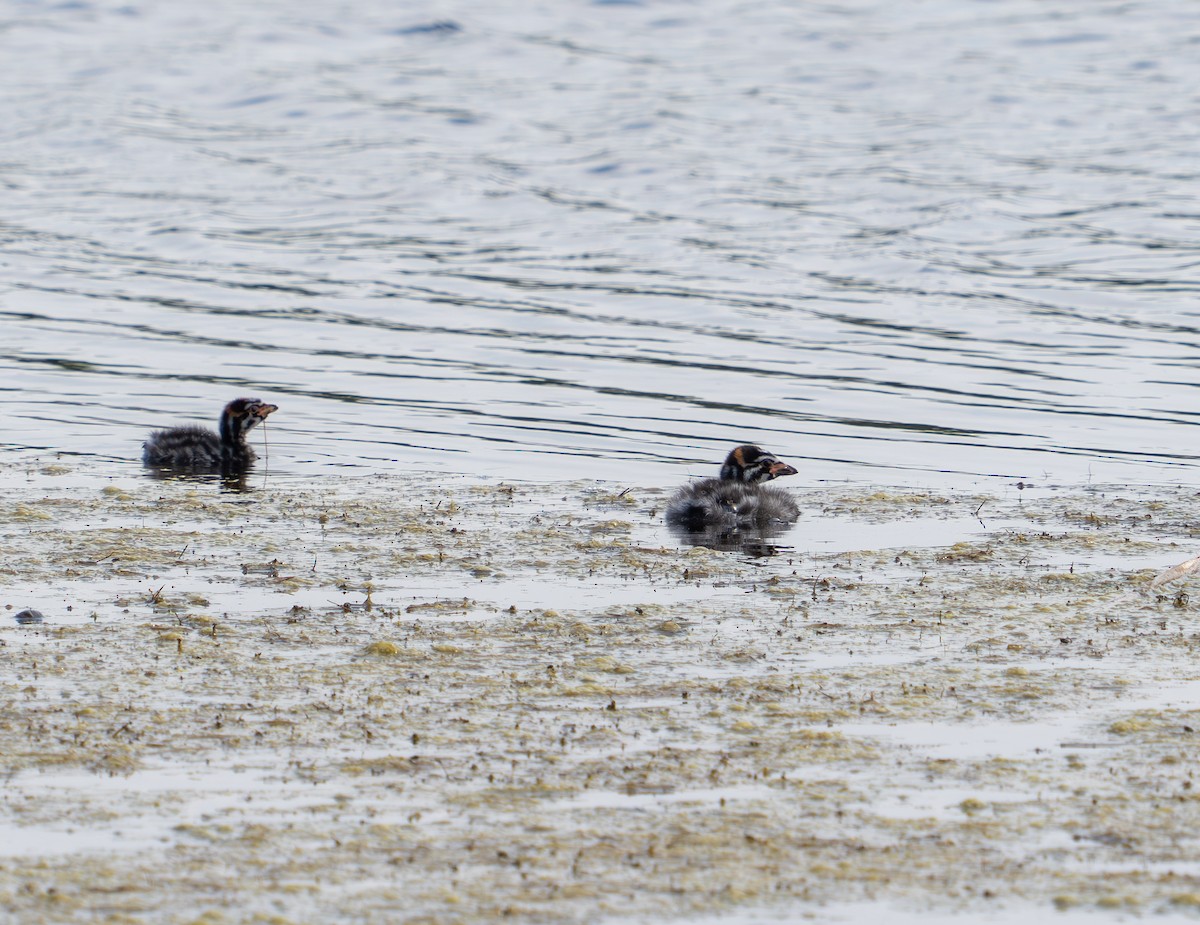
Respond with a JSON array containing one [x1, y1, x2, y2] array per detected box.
[[3, 0, 1199, 486]]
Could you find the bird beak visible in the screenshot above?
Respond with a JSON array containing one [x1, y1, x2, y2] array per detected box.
[[768, 460, 797, 478], [254, 403, 279, 419]]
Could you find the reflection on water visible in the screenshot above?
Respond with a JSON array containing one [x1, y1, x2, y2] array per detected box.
[[141, 465, 263, 494], [2, 0, 1200, 487], [667, 522, 795, 559]]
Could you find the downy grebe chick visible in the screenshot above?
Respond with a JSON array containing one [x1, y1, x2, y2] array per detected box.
[[666, 444, 800, 530], [143, 398, 278, 470]]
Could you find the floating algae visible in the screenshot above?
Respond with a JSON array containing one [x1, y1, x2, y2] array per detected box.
[[4, 467, 1200, 922]]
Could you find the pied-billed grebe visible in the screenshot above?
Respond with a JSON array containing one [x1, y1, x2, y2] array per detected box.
[[143, 398, 278, 470], [666, 444, 800, 530]]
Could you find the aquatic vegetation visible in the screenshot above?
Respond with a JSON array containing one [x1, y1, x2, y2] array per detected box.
[[3, 468, 1200, 921]]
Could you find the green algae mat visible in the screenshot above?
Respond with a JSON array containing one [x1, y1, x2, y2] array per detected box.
[[4, 467, 1200, 923]]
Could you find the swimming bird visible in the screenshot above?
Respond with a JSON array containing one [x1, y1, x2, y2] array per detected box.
[[665, 444, 800, 530], [143, 398, 278, 471]]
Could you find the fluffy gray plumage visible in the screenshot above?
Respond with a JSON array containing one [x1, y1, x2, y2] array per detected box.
[[143, 425, 247, 468], [666, 480, 799, 529], [665, 444, 799, 530], [142, 398, 277, 471]]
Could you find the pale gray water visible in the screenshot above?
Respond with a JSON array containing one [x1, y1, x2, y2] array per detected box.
[[3, 0, 1199, 485]]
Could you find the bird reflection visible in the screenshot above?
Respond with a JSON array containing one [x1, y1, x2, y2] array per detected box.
[[142, 466, 259, 494], [668, 522, 793, 558]]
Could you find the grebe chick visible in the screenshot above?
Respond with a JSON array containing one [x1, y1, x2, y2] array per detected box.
[[666, 444, 799, 530], [143, 398, 278, 470]]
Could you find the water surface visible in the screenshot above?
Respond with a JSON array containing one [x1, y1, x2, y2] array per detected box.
[[2, 0, 1199, 486]]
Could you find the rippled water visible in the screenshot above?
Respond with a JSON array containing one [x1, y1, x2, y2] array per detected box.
[[3, 0, 1199, 485]]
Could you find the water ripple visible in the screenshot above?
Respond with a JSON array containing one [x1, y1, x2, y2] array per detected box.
[[2, 0, 1200, 486]]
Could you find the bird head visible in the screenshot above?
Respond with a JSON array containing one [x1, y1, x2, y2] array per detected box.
[[719, 445, 797, 483], [220, 398, 279, 441]]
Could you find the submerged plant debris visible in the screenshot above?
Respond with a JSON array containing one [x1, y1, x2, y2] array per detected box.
[[3, 463, 1200, 923]]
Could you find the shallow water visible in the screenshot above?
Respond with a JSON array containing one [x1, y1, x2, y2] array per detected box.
[[6, 471, 1200, 923], [4, 0, 1200, 485], [6, 3, 1200, 923]]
